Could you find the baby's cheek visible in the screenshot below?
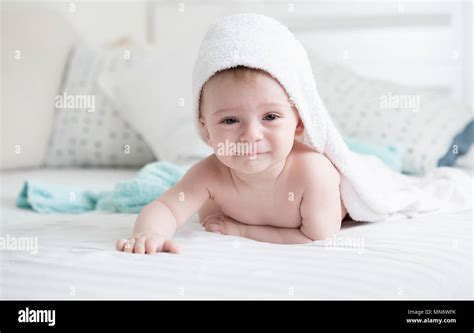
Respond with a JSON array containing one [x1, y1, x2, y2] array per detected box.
[[276, 134, 295, 155], [214, 154, 236, 170]]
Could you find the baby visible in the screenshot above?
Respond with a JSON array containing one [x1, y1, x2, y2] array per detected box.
[[116, 66, 347, 254]]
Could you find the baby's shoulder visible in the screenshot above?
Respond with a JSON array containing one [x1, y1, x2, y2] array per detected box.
[[185, 154, 222, 183], [290, 141, 340, 183]]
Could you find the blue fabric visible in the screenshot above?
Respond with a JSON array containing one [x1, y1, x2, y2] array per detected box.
[[16, 162, 185, 214], [99, 162, 185, 213], [438, 120, 474, 167], [344, 137, 404, 172], [16, 181, 100, 213]]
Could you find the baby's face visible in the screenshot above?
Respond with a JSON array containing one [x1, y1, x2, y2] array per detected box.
[[199, 70, 304, 174]]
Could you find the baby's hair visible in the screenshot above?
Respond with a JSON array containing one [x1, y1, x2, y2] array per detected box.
[[199, 66, 267, 118], [217, 65, 265, 82]]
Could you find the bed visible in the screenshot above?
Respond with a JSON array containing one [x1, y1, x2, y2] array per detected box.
[[1, 0, 472, 301], [1, 163, 472, 300]]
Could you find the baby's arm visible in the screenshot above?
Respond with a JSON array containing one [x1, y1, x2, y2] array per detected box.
[[297, 155, 343, 242], [116, 158, 214, 254], [198, 199, 224, 225], [204, 215, 314, 244]]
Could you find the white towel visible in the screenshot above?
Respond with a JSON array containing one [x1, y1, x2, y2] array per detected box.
[[192, 13, 472, 222]]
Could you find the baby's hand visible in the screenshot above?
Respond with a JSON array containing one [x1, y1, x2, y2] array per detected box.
[[116, 232, 179, 255], [202, 213, 246, 237]]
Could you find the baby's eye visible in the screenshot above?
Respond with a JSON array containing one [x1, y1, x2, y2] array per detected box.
[[220, 117, 239, 125], [263, 114, 280, 121]]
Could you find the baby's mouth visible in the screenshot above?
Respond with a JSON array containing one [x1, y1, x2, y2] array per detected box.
[[243, 152, 267, 159], [236, 151, 263, 156]]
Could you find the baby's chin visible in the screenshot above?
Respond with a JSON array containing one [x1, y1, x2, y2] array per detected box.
[[216, 153, 280, 174]]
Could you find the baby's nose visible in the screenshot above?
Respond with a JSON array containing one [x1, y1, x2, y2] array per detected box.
[[240, 121, 263, 143]]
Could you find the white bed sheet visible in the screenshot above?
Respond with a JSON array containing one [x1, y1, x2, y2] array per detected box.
[[1, 167, 472, 300]]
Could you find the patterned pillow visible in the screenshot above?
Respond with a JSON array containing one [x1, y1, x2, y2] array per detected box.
[[45, 47, 155, 167], [312, 61, 473, 174]]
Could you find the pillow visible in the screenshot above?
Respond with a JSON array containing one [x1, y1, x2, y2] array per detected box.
[[44, 46, 156, 168], [98, 56, 213, 169], [1, 4, 77, 170], [308, 53, 473, 174], [437, 120, 474, 167]]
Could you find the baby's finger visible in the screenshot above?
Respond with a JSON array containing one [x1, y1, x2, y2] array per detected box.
[[123, 238, 135, 253], [134, 236, 147, 254], [203, 221, 214, 231], [201, 217, 214, 228], [202, 220, 216, 229], [201, 213, 222, 227], [116, 239, 127, 251], [153, 237, 178, 254], [145, 237, 159, 255], [206, 222, 224, 234], [163, 240, 180, 254]]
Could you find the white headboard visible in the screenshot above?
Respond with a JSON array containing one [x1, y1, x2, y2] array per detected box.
[[148, 0, 473, 106], [20, 1, 471, 105]]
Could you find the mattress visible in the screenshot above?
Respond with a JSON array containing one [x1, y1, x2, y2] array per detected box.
[[1, 166, 472, 300]]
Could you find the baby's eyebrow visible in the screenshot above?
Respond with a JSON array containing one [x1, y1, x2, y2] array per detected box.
[[213, 102, 288, 116], [213, 107, 240, 116]]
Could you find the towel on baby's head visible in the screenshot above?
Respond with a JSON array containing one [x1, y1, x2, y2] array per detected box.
[[192, 13, 472, 222]]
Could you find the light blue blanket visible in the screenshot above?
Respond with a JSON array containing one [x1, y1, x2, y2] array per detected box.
[[16, 162, 185, 214]]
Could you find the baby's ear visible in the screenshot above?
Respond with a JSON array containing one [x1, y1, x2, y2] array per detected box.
[[295, 116, 305, 136], [199, 117, 212, 146]]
